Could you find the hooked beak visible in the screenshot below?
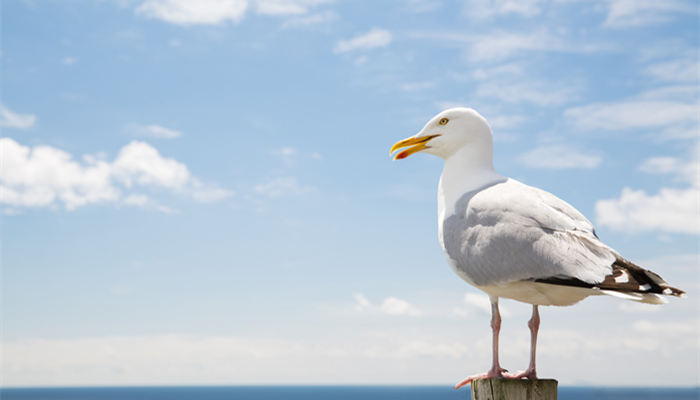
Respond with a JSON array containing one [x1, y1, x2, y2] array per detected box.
[[390, 134, 440, 160]]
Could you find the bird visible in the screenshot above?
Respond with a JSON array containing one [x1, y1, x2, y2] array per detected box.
[[390, 107, 684, 389]]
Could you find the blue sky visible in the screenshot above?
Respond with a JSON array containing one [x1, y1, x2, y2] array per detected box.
[[1, 0, 698, 388]]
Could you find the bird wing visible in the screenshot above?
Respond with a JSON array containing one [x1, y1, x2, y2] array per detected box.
[[442, 178, 684, 301], [442, 178, 616, 287]]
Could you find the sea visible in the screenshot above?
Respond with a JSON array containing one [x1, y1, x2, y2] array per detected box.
[[1, 386, 698, 400]]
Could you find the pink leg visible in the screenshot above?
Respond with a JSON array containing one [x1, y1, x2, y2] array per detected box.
[[506, 305, 539, 380], [455, 297, 508, 389]]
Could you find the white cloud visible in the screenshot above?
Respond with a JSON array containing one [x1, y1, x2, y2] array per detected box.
[[463, 293, 492, 314], [487, 114, 526, 130], [566, 85, 700, 140], [254, 177, 315, 197], [113, 141, 191, 190], [135, 0, 331, 25], [2, 334, 307, 387], [596, 143, 700, 235], [408, 29, 603, 63], [476, 80, 577, 106], [281, 10, 336, 29], [135, 0, 249, 25], [2, 313, 697, 386], [123, 193, 150, 206], [62, 57, 77, 65], [189, 181, 234, 203], [352, 293, 371, 311], [333, 28, 392, 54], [129, 124, 182, 139], [472, 62, 524, 81], [270, 147, 322, 164], [0, 332, 478, 386], [0, 138, 232, 211], [603, 0, 696, 28], [596, 187, 700, 235], [271, 146, 298, 160], [633, 319, 698, 335], [618, 302, 661, 313], [645, 53, 700, 84], [566, 100, 699, 134], [255, 0, 329, 15], [256, 0, 306, 15], [352, 293, 422, 317], [391, 339, 466, 359], [1, 139, 119, 210], [638, 155, 698, 187], [380, 297, 422, 316], [454, 292, 511, 317], [464, 0, 545, 19], [0, 105, 36, 129], [518, 144, 602, 169], [466, 29, 566, 62]]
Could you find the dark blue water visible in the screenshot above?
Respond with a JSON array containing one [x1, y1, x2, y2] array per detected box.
[[1, 386, 698, 400]]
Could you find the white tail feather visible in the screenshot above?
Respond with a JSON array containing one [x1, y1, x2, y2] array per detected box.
[[600, 290, 668, 304]]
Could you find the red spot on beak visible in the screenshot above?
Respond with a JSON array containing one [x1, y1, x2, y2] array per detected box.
[[396, 150, 409, 159]]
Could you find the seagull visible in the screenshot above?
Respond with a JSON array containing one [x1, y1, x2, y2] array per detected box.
[[390, 107, 684, 389]]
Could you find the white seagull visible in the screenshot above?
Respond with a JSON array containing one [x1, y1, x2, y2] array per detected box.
[[390, 107, 684, 389]]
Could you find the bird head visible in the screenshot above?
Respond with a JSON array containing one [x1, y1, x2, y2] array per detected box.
[[390, 107, 493, 160]]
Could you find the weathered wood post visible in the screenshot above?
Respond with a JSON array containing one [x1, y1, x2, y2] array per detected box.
[[471, 379, 558, 400]]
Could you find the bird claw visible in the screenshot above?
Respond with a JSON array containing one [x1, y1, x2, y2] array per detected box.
[[455, 367, 537, 389], [454, 367, 508, 389], [503, 368, 537, 380]]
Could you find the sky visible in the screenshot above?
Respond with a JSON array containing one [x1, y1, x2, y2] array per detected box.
[[1, 0, 699, 388]]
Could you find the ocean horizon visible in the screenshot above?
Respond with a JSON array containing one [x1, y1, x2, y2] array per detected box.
[[1, 385, 698, 400]]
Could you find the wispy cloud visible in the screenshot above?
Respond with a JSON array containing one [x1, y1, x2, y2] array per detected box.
[[281, 10, 336, 29], [135, 0, 330, 25], [476, 80, 578, 106], [62, 57, 77, 65], [255, 0, 329, 16], [467, 29, 575, 62], [333, 28, 392, 54], [463, 0, 545, 19], [565, 87, 699, 140], [603, 0, 697, 28], [128, 124, 182, 139], [269, 147, 322, 167], [518, 144, 602, 169], [0, 105, 37, 130], [270, 147, 298, 163], [408, 29, 605, 63], [644, 52, 699, 84], [352, 293, 422, 316], [135, 0, 249, 25], [254, 177, 315, 198], [0, 138, 232, 211]]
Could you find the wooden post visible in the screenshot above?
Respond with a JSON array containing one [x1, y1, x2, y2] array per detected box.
[[471, 379, 558, 400]]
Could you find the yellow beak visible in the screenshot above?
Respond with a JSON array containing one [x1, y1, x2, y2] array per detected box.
[[390, 135, 439, 160]]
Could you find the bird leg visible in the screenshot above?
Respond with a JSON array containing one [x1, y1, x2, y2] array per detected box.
[[455, 297, 508, 389], [505, 305, 539, 380]]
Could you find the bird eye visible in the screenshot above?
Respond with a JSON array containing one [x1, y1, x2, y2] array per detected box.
[[439, 118, 449, 125]]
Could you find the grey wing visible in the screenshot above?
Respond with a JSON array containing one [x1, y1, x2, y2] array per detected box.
[[442, 179, 616, 287]]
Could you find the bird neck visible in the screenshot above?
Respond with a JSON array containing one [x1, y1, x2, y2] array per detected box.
[[438, 144, 504, 218]]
